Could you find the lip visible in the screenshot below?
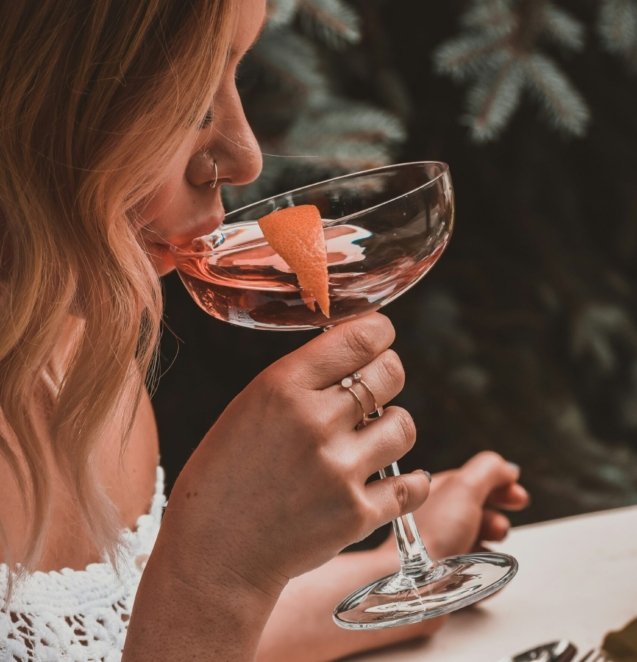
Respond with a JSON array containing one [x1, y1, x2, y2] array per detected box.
[[148, 213, 225, 253]]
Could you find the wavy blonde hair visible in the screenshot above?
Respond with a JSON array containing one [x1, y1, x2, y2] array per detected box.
[[0, 0, 236, 573]]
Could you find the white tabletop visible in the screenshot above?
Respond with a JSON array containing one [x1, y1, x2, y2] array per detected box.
[[346, 505, 637, 661]]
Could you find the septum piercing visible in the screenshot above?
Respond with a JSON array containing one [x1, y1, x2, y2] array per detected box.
[[209, 158, 218, 190], [200, 148, 218, 190]]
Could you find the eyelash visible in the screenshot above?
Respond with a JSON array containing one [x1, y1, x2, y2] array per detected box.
[[199, 109, 214, 129]]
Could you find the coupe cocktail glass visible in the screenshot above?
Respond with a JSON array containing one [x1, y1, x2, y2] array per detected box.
[[172, 161, 517, 629]]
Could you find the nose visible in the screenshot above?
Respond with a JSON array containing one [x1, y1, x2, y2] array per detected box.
[[205, 86, 263, 189]]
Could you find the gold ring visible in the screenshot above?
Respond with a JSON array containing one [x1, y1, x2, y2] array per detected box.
[[340, 372, 384, 427], [340, 377, 366, 421], [351, 371, 380, 411]]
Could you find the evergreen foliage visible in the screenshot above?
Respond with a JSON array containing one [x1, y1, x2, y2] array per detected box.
[[224, 0, 403, 208], [435, 0, 637, 141], [598, 0, 637, 67], [434, 0, 590, 141], [156, 0, 637, 525]]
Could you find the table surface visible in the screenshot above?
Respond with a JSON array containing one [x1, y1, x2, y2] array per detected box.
[[345, 504, 637, 662]]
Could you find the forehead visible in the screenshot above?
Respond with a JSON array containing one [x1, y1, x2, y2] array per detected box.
[[231, 0, 267, 56]]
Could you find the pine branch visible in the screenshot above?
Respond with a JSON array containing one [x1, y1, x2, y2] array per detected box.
[[598, 0, 637, 68], [434, 0, 590, 141], [267, 0, 300, 28], [467, 57, 525, 141], [435, 34, 512, 82], [461, 0, 517, 32], [297, 0, 361, 48], [542, 4, 585, 51], [224, 106, 402, 207], [282, 103, 405, 168], [293, 102, 406, 143], [572, 303, 637, 373], [227, 4, 405, 205], [523, 53, 590, 136], [251, 29, 330, 105]]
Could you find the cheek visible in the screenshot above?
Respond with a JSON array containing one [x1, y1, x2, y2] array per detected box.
[[135, 135, 198, 228], [137, 178, 183, 228]]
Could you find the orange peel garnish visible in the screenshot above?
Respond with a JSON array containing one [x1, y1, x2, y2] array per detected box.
[[258, 204, 330, 318]]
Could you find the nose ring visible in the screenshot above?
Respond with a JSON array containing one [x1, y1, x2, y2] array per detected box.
[[209, 158, 218, 190], [200, 149, 218, 190]]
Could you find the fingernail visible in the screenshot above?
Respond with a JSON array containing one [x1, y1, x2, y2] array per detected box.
[[416, 470, 432, 482], [508, 462, 520, 473]]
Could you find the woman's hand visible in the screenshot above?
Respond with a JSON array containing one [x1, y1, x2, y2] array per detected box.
[[255, 452, 528, 662], [160, 312, 430, 596], [128, 313, 431, 661], [381, 451, 530, 561]]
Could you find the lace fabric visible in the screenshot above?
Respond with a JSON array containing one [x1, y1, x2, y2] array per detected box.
[[0, 466, 166, 661]]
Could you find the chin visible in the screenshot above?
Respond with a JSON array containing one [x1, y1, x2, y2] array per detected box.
[[155, 259, 177, 278], [157, 263, 177, 277], [145, 244, 177, 276]]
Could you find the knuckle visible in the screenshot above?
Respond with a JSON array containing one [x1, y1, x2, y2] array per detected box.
[[376, 313, 396, 341], [352, 501, 371, 533], [379, 350, 405, 389], [393, 408, 417, 448], [259, 369, 323, 427], [331, 451, 356, 477], [254, 369, 287, 408], [260, 363, 288, 393], [476, 450, 505, 468], [392, 477, 411, 513], [338, 487, 368, 533], [304, 417, 330, 447], [344, 323, 376, 362]]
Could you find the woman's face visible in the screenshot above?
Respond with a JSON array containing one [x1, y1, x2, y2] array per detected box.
[[138, 0, 266, 275]]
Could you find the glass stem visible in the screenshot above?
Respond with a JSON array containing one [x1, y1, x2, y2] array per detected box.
[[380, 462, 434, 576]]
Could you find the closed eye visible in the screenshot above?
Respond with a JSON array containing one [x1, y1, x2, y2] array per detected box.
[[199, 109, 214, 129]]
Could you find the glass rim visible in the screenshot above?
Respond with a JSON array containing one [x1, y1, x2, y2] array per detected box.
[[173, 160, 450, 258]]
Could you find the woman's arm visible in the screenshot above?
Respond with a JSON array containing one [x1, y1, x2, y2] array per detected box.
[[123, 527, 282, 661], [124, 314, 432, 660], [258, 452, 530, 662]]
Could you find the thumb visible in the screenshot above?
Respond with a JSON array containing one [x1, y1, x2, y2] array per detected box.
[[459, 451, 519, 502], [363, 470, 432, 531]]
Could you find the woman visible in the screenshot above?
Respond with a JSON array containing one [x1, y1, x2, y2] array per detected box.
[[0, 0, 528, 659]]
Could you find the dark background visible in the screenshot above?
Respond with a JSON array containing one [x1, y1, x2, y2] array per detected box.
[[153, 1, 637, 529]]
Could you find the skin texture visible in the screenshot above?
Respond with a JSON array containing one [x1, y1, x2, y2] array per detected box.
[[257, 453, 528, 662], [136, 1, 263, 274], [124, 2, 530, 659], [0, 0, 530, 659]]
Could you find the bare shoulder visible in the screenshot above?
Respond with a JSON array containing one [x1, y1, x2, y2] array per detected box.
[[0, 387, 160, 569], [96, 386, 161, 529]]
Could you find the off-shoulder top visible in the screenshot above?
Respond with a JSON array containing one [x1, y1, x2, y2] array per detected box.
[[0, 466, 165, 662]]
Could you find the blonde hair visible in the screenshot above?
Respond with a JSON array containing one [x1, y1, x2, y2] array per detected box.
[[0, 0, 236, 573]]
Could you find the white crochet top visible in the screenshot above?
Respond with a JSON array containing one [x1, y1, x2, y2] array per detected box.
[[0, 466, 166, 661]]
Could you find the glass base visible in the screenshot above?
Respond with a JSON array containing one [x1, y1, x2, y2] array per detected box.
[[333, 551, 518, 630]]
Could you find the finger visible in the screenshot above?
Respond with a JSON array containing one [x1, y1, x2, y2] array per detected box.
[[478, 509, 511, 542], [459, 451, 520, 502], [331, 350, 405, 428], [487, 482, 530, 511], [363, 470, 431, 533], [271, 313, 396, 390], [354, 407, 417, 477]]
